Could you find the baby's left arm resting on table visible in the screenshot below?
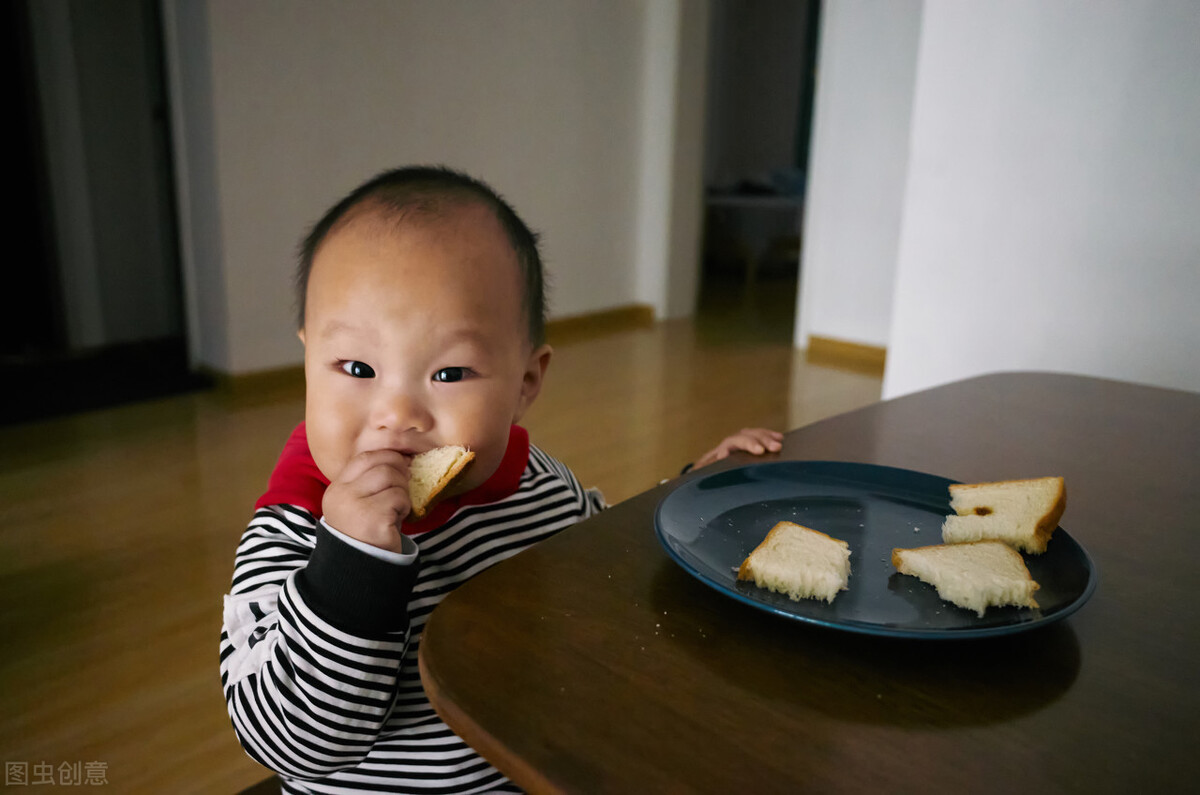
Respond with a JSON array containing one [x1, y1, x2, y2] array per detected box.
[[689, 428, 783, 472]]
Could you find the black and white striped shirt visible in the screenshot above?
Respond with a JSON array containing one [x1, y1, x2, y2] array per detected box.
[[221, 441, 605, 793]]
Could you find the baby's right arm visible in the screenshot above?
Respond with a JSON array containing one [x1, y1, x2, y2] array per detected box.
[[220, 503, 416, 781]]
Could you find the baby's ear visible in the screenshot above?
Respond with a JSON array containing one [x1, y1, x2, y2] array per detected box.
[[514, 344, 553, 422]]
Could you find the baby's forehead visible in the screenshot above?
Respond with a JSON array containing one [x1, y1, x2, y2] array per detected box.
[[340, 194, 478, 236], [316, 207, 484, 278], [312, 202, 526, 313]]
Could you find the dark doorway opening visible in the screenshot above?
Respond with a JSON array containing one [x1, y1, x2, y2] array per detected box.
[[699, 0, 821, 345], [3, 0, 211, 425]]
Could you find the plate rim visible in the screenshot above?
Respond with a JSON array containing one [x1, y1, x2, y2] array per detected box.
[[653, 460, 1098, 639]]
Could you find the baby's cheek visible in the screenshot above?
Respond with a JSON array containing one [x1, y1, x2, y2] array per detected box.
[[310, 446, 339, 484], [307, 427, 348, 484]]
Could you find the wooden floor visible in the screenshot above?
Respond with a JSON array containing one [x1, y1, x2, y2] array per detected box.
[[0, 273, 881, 792]]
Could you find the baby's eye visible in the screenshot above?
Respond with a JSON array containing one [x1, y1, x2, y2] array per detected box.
[[340, 361, 376, 379], [433, 367, 469, 383]]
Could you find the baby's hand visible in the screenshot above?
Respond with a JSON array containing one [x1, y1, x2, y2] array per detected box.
[[321, 450, 413, 554], [692, 428, 783, 471]]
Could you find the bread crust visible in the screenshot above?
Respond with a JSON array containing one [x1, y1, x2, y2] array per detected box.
[[736, 556, 754, 582], [409, 449, 475, 519], [1034, 479, 1067, 549], [891, 540, 1033, 570], [946, 476, 1066, 554]]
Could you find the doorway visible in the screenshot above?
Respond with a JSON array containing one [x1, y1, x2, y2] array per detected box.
[[698, 0, 820, 345], [3, 0, 208, 425]]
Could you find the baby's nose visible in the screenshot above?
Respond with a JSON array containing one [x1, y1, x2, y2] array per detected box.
[[372, 389, 433, 432]]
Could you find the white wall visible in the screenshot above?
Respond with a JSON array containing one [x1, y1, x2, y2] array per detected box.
[[660, 0, 710, 319], [883, 0, 1200, 398], [168, 0, 670, 375], [795, 0, 923, 350], [163, 0, 228, 370], [634, 0, 709, 320]]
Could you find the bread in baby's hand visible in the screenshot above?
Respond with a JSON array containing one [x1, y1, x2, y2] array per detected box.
[[408, 445, 475, 519], [737, 521, 851, 603], [892, 540, 1040, 617], [941, 476, 1065, 554]]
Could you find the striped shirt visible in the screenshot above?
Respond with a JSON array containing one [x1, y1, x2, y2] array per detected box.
[[220, 426, 605, 793]]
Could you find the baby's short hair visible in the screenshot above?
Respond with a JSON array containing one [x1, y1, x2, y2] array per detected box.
[[296, 165, 546, 345]]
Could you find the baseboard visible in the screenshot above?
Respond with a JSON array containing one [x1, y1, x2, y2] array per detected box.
[[545, 304, 656, 345], [805, 335, 887, 375], [0, 336, 213, 425], [202, 363, 305, 397]]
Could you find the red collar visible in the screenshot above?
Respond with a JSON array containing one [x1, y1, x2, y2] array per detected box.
[[255, 424, 530, 535]]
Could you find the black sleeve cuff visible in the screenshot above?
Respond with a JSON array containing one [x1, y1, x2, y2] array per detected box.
[[295, 523, 418, 638]]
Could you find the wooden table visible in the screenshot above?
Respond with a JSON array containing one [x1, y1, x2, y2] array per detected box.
[[420, 372, 1200, 793]]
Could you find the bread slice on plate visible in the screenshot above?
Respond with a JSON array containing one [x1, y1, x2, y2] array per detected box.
[[941, 476, 1066, 554], [409, 445, 475, 519], [737, 521, 851, 604], [891, 541, 1040, 617]]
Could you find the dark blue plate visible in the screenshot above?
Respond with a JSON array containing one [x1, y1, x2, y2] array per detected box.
[[654, 461, 1097, 638]]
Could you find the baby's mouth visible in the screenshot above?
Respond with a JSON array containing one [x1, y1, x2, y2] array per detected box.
[[356, 442, 420, 459]]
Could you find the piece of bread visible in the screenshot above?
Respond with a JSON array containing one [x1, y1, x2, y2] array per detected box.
[[737, 521, 851, 603], [891, 541, 1040, 617], [940, 476, 1066, 554], [408, 445, 475, 519]]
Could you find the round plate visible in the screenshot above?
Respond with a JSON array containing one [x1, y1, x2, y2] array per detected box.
[[653, 461, 1097, 639]]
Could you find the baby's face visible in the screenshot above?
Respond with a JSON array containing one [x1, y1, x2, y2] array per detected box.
[[300, 202, 549, 496]]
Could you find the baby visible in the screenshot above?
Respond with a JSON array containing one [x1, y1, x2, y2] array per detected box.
[[220, 166, 781, 794]]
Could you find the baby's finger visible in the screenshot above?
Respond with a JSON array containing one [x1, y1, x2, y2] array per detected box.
[[353, 463, 414, 500], [728, 433, 765, 454], [361, 483, 413, 524], [323, 480, 413, 551], [337, 449, 411, 486], [739, 428, 783, 451], [739, 438, 766, 455]]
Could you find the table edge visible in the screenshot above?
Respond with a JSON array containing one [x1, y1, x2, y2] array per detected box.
[[418, 615, 564, 795]]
